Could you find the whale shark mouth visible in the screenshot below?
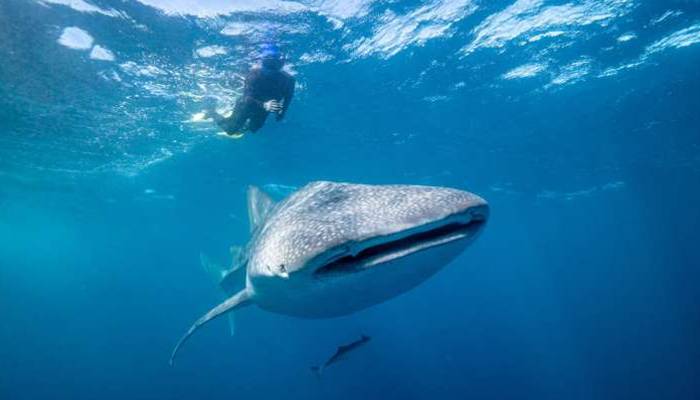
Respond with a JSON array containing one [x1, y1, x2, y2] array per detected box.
[[314, 208, 488, 277]]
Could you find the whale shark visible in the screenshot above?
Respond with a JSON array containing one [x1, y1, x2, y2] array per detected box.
[[170, 181, 489, 365]]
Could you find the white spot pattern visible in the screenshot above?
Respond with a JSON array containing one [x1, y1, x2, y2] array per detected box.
[[247, 181, 486, 278]]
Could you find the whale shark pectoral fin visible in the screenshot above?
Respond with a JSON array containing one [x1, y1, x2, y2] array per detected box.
[[200, 252, 227, 284], [199, 252, 245, 338], [227, 313, 236, 336], [247, 186, 276, 233], [229, 245, 244, 265], [170, 289, 252, 366]]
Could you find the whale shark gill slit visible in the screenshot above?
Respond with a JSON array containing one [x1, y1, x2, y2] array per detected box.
[[314, 215, 486, 277]]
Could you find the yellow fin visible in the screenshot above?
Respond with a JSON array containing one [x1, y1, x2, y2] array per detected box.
[[216, 131, 244, 139]]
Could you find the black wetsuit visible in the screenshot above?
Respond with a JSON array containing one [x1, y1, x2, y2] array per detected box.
[[214, 67, 295, 134]]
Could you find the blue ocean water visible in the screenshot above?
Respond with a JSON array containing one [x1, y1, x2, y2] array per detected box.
[[1, 0, 699, 398]]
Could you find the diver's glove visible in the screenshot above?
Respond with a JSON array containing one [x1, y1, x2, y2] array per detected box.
[[263, 100, 283, 114]]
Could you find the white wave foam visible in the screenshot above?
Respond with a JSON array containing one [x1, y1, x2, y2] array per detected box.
[[598, 60, 643, 77], [601, 23, 700, 77], [313, 0, 372, 20], [90, 45, 115, 61], [645, 23, 700, 55], [299, 51, 334, 64], [135, 0, 373, 20], [57, 27, 94, 50], [617, 32, 636, 42], [142, 82, 174, 98], [119, 61, 166, 77], [462, 0, 634, 55], [220, 21, 309, 37], [650, 10, 683, 26], [350, 0, 477, 58], [38, 0, 123, 17], [503, 62, 547, 79], [195, 45, 228, 58], [135, 0, 306, 18], [548, 57, 592, 86], [98, 70, 122, 82], [218, 22, 248, 36], [528, 30, 566, 43], [134, 0, 470, 59]]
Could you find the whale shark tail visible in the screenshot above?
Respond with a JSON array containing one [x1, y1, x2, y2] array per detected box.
[[170, 289, 252, 366]]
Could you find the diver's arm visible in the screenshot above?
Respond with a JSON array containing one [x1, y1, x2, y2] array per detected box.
[[277, 76, 295, 121]]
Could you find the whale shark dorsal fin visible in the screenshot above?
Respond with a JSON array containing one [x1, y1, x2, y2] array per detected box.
[[247, 186, 276, 233]]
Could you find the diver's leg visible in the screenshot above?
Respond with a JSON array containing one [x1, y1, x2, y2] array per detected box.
[[212, 100, 249, 135], [247, 112, 268, 133], [209, 111, 226, 126], [218, 113, 246, 135]]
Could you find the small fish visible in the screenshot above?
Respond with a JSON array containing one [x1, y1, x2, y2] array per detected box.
[[311, 335, 371, 376]]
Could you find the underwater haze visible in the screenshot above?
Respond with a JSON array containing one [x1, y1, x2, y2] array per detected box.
[[1, 0, 700, 399]]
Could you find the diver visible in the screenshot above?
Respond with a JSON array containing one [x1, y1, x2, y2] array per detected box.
[[207, 44, 295, 137]]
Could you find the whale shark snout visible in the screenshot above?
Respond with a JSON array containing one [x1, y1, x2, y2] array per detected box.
[[309, 196, 488, 279]]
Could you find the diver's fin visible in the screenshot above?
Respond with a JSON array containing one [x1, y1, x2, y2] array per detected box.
[[247, 186, 276, 232], [216, 131, 244, 139], [310, 366, 322, 377], [190, 111, 208, 122], [170, 289, 252, 366]]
